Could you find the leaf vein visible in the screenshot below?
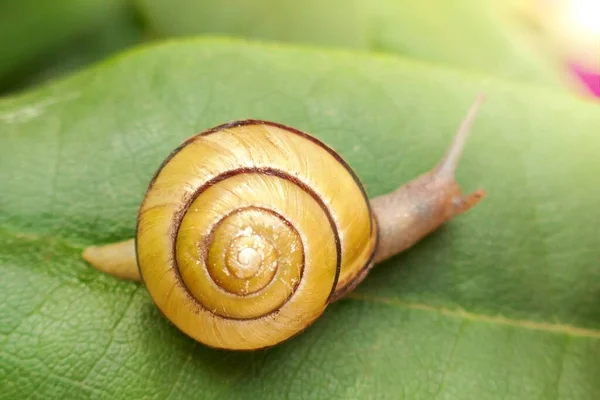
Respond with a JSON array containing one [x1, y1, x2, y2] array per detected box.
[[346, 293, 600, 339], [164, 342, 197, 400], [81, 286, 141, 384], [433, 319, 467, 399]]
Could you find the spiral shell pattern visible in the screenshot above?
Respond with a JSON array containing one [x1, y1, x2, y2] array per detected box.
[[136, 121, 377, 350]]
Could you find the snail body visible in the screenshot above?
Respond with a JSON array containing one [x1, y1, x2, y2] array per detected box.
[[83, 96, 486, 350]]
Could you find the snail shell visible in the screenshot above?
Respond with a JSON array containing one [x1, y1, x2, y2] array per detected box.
[[136, 120, 378, 350]]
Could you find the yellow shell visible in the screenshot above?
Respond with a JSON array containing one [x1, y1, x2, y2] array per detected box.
[[136, 120, 377, 350]]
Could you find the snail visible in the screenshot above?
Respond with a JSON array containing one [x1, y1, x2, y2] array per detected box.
[[82, 95, 486, 350]]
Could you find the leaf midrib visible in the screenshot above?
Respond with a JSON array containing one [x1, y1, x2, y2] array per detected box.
[[3, 225, 598, 339], [346, 293, 600, 339]]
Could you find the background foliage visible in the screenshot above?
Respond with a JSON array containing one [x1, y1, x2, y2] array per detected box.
[[0, 0, 570, 93]]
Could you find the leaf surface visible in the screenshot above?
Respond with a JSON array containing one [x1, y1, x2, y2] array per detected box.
[[1, 38, 599, 399]]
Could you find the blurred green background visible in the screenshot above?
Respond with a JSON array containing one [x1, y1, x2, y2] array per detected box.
[[0, 0, 586, 95]]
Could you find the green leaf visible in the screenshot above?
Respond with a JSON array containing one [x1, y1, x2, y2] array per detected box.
[[0, 0, 135, 88], [136, 0, 565, 87], [1, 38, 600, 399]]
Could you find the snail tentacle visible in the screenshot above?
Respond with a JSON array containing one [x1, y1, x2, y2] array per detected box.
[[370, 94, 486, 264]]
